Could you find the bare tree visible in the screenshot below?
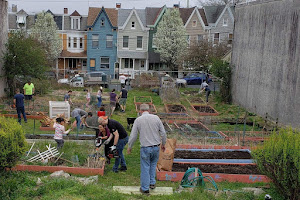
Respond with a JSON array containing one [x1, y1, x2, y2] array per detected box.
[[183, 40, 230, 71]]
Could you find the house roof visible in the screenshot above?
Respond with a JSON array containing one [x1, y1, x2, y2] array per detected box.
[[179, 7, 194, 25], [203, 5, 225, 24], [145, 7, 162, 25], [118, 9, 146, 27], [87, 7, 118, 27], [70, 10, 81, 17], [16, 9, 27, 15], [198, 8, 208, 26], [60, 50, 87, 58]]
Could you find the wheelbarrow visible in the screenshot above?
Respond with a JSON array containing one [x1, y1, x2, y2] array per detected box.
[[127, 117, 136, 130]]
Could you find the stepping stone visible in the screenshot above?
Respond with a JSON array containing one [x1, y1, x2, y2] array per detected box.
[[113, 186, 173, 195]]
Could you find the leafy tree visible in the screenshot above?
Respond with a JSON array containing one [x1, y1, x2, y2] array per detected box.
[[154, 8, 188, 71], [184, 40, 230, 71], [210, 58, 232, 103], [2, 31, 47, 95], [31, 11, 62, 65]]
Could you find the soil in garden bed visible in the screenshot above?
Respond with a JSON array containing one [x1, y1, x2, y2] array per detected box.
[[172, 163, 260, 174], [193, 105, 216, 113], [167, 105, 187, 113], [174, 150, 252, 159]]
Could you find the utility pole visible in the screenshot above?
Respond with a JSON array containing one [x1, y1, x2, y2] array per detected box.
[[187, 0, 190, 8]]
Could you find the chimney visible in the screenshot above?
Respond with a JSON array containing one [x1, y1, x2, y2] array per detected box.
[[116, 3, 121, 9], [12, 4, 17, 12], [64, 8, 68, 14]]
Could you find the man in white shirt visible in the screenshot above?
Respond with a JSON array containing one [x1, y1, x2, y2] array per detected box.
[[119, 74, 126, 88]]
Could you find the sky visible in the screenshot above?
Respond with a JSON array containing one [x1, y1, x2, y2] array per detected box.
[[7, 0, 200, 15]]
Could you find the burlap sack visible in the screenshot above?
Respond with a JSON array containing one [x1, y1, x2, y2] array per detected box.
[[157, 138, 177, 171]]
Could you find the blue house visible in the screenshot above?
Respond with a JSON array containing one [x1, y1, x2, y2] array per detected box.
[[87, 7, 118, 78]]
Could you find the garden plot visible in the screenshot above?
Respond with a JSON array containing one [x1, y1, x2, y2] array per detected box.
[[163, 121, 224, 139], [134, 96, 152, 103], [187, 96, 205, 104], [157, 146, 268, 183], [192, 105, 219, 116], [165, 104, 187, 114]]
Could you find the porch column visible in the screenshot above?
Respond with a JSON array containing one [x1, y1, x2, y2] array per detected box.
[[132, 58, 135, 79], [145, 59, 148, 71], [56, 59, 59, 78], [64, 58, 66, 78]]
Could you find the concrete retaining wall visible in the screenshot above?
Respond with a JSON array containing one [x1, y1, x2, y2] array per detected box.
[[231, 0, 300, 128], [0, 0, 8, 97]]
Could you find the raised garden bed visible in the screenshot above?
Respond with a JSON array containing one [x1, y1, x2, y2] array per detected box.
[[165, 104, 187, 114], [12, 164, 104, 176], [192, 105, 219, 116], [156, 144, 269, 183], [135, 102, 157, 114], [174, 149, 252, 159], [26, 134, 95, 140], [163, 120, 226, 139], [134, 96, 152, 103], [0, 114, 45, 120]]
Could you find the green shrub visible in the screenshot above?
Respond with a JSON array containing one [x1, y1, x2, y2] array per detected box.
[[0, 117, 27, 170], [252, 128, 300, 200], [31, 78, 51, 95]]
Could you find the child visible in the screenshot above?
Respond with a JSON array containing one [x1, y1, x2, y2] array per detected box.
[[97, 106, 106, 117], [98, 124, 114, 164], [97, 87, 103, 107], [53, 117, 71, 149]]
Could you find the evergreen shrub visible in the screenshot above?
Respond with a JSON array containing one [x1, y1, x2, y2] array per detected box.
[[0, 117, 27, 170], [252, 128, 300, 200]]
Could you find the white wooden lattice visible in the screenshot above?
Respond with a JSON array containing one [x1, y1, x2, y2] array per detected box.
[[27, 144, 60, 162]]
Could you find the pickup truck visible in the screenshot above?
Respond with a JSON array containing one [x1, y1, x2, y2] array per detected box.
[[57, 72, 109, 87]]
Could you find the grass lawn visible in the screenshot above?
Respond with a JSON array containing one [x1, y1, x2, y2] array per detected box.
[[0, 87, 283, 199]]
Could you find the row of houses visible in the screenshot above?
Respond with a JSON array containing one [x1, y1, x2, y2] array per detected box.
[[8, 4, 235, 79]]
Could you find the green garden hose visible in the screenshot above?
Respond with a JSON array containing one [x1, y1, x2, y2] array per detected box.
[[180, 167, 218, 191]]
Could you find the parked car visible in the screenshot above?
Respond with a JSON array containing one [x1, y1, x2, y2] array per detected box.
[[183, 73, 212, 85]]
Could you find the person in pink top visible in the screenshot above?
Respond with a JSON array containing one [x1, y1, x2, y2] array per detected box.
[[86, 89, 91, 108], [53, 117, 71, 149]]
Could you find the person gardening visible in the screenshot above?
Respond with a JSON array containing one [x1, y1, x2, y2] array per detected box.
[[127, 103, 167, 194], [13, 88, 27, 124], [98, 116, 128, 173], [23, 80, 34, 100], [71, 107, 88, 131], [53, 117, 71, 149]]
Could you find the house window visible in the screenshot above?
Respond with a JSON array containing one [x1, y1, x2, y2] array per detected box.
[[137, 36, 143, 49], [100, 57, 110, 69], [228, 34, 233, 44], [68, 59, 77, 69], [106, 35, 113, 48], [152, 33, 157, 48], [101, 18, 105, 26], [82, 60, 87, 67], [223, 18, 228, 26], [68, 37, 71, 48], [123, 36, 129, 48], [124, 58, 133, 68], [198, 35, 203, 42], [17, 15, 25, 24], [192, 20, 197, 27], [73, 37, 77, 48], [92, 34, 99, 48], [71, 18, 80, 30], [214, 33, 220, 44], [131, 21, 135, 29], [80, 38, 83, 48], [90, 58, 95, 70]]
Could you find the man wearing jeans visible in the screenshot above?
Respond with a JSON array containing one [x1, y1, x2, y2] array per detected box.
[[13, 88, 27, 124], [98, 117, 128, 173], [127, 104, 167, 194]]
